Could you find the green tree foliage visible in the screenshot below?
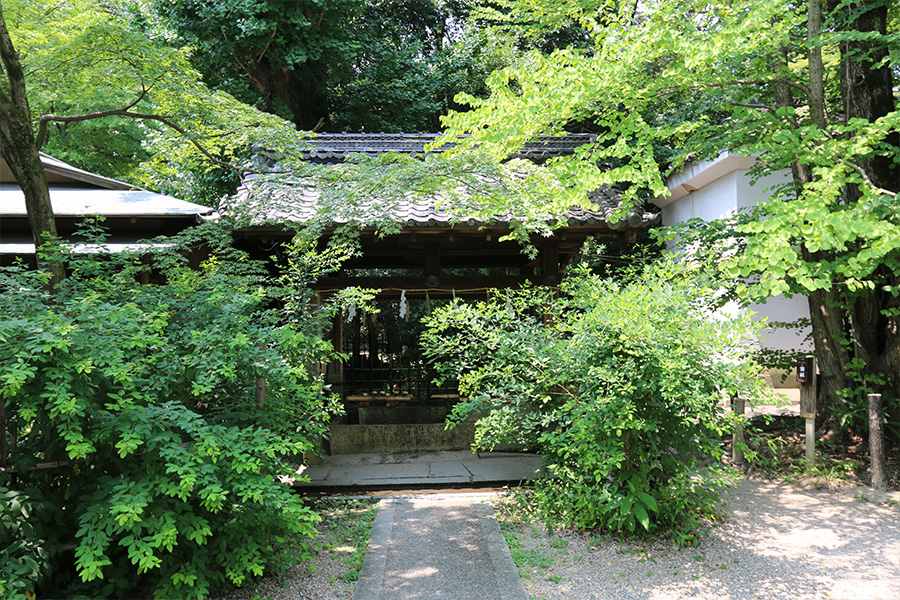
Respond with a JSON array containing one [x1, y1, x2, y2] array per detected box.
[[8, 0, 149, 180], [422, 260, 771, 542], [328, 0, 511, 132], [5, 0, 514, 204], [439, 0, 900, 430], [152, 0, 513, 133], [0, 225, 340, 599], [4, 0, 302, 202], [150, 0, 362, 131]]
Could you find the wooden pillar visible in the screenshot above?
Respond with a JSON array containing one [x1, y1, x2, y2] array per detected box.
[[0, 398, 6, 468], [352, 312, 361, 365], [366, 313, 379, 364], [868, 393, 887, 489], [732, 395, 746, 465], [798, 356, 817, 462], [326, 312, 344, 395], [139, 255, 151, 284], [541, 240, 559, 281], [424, 242, 440, 276]]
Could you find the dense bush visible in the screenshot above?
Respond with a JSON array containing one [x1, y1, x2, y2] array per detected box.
[[422, 260, 772, 543], [0, 226, 339, 598]]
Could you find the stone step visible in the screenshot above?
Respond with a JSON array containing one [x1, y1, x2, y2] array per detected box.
[[329, 422, 475, 454]]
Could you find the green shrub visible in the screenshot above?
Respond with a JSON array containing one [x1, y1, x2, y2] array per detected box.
[[422, 259, 771, 541], [0, 225, 339, 598], [1, 486, 64, 600]]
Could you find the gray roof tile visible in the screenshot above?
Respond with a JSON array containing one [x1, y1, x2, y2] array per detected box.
[[230, 133, 658, 230], [299, 132, 598, 162]]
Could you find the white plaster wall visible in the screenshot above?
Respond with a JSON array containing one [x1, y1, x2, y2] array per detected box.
[[735, 169, 793, 211], [660, 165, 810, 357], [750, 295, 811, 352], [660, 172, 739, 225]]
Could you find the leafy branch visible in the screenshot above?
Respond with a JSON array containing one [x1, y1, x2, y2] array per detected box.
[[36, 86, 247, 172]]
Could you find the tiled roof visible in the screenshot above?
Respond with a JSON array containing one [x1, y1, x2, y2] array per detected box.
[[229, 133, 658, 230], [228, 177, 657, 230], [299, 133, 598, 163]]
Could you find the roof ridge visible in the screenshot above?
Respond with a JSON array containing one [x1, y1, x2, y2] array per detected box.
[[299, 132, 598, 162]]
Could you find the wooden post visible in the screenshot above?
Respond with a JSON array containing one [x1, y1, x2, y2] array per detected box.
[[798, 356, 817, 462], [424, 242, 440, 277], [868, 393, 887, 490], [542, 240, 560, 285], [326, 312, 344, 397], [0, 398, 6, 468], [256, 377, 266, 408], [732, 395, 746, 465], [139, 255, 152, 285]]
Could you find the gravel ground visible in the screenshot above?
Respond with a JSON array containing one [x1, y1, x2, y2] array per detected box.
[[507, 478, 900, 600], [212, 513, 359, 600], [214, 478, 898, 600]]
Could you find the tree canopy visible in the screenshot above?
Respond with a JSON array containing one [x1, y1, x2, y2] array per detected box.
[[148, 0, 512, 134], [440, 0, 899, 426], [3, 0, 530, 204], [2, 0, 306, 206]]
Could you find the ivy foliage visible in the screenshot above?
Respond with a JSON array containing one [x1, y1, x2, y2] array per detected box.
[[0, 223, 340, 599], [422, 259, 773, 541]]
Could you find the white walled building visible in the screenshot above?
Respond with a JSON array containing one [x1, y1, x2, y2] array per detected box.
[[653, 153, 812, 394]]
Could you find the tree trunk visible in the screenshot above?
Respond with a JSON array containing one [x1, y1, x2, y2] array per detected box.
[[836, 0, 900, 424], [0, 2, 64, 288], [794, 0, 900, 431], [837, 0, 897, 191], [805, 285, 853, 423], [784, 0, 855, 423], [806, 0, 826, 130], [245, 57, 330, 131]]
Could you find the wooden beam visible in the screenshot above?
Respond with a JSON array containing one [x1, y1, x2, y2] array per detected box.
[[542, 240, 560, 276], [314, 274, 557, 293], [424, 242, 440, 275]]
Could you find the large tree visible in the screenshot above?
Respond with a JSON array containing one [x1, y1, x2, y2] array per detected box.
[[0, 1, 63, 285], [327, 0, 510, 132], [150, 0, 362, 131], [1, 0, 302, 219], [440, 0, 899, 431], [151, 0, 513, 133]]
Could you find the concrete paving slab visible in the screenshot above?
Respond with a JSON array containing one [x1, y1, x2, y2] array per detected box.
[[336, 462, 433, 481], [294, 451, 541, 489], [302, 465, 331, 482], [354, 494, 527, 600], [463, 456, 541, 482], [427, 460, 473, 480]]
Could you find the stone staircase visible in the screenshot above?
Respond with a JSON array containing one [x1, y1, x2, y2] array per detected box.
[[328, 404, 476, 455]]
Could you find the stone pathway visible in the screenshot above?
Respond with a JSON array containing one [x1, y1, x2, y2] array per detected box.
[[353, 493, 528, 600]]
